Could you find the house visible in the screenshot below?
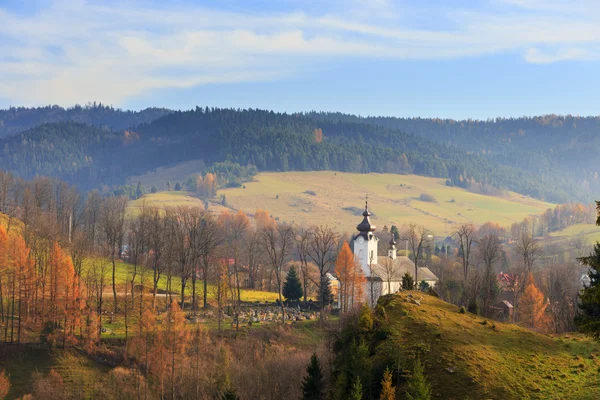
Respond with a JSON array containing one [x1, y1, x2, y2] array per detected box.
[[350, 199, 439, 306]]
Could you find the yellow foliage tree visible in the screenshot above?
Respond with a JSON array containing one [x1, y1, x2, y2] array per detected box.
[[518, 273, 548, 331]]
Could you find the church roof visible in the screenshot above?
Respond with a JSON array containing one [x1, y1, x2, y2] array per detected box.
[[356, 199, 376, 240], [370, 256, 438, 282]]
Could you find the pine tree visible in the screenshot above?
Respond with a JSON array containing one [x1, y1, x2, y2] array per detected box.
[[136, 181, 144, 199], [282, 266, 303, 302], [302, 353, 325, 400], [402, 272, 414, 290], [350, 375, 363, 400], [576, 242, 600, 339], [406, 358, 431, 400], [174, 182, 182, 191], [317, 275, 333, 308], [379, 367, 395, 400]]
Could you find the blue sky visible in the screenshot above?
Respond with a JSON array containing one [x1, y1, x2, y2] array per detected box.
[[0, 0, 598, 119]]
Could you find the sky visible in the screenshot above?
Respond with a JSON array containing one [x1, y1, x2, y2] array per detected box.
[[0, 0, 599, 119]]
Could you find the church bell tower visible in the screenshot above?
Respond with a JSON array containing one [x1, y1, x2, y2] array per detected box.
[[353, 197, 378, 275]]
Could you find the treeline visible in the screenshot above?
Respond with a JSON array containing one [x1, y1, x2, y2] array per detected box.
[[0, 103, 171, 137], [307, 112, 600, 202], [0, 107, 569, 202]]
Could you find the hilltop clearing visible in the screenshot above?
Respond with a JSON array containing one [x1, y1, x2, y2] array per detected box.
[[366, 293, 600, 399], [218, 171, 553, 235]]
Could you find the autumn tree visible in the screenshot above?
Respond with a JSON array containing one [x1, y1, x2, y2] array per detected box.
[[0, 369, 9, 400], [164, 300, 190, 399], [477, 234, 501, 318], [516, 234, 542, 272], [453, 224, 476, 282], [379, 367, 395, 400], [335, 242, 365, 312], [307, 226, 338, 317], [259, 224, 295, 322], [518, 274, 548, 331], [404, 224, 433, 285], [99, 196, 127, 313]]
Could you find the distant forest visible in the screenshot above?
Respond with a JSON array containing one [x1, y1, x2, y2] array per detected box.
[[0, 105, 596, 203]]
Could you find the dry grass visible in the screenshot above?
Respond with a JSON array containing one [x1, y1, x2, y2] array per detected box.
[[377, 293, 600, 399]]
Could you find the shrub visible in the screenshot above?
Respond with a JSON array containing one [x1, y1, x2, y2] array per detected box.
[[305, 190, 317, 196], [459, 306, 466, 314], [418, 193, 437, 203]]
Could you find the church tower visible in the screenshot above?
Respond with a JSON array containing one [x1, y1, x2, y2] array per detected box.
[[353, 197, 378, 275], [388, 236, 397, 260]]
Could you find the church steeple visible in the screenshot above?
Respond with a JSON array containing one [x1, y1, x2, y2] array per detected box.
[[388, 235, 397, 260], [354, 195, 379, 274], [356, 195, 376, 239]]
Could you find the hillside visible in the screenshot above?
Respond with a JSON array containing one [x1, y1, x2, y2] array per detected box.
[[308, 112, 600, 202], [375, 293, 600, 399], [0, 104, 171, 137], [0, 107, 568, 201], [218, 171, 553, 235]]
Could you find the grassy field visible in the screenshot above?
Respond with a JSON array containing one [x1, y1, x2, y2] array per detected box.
[[0, 347, 109, 399], [548, 223, 600, 245], [85, 258, 279, 304], [378, 292, 600, 399], [218, 171, 554, 236]]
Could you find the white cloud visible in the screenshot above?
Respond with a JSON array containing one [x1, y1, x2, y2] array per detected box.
[[0, 0, 599, 106]]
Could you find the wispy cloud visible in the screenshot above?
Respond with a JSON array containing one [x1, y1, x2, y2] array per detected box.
[[0, 0, 598, 106]]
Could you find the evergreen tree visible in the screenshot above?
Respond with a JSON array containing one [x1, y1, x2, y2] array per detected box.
[[302, 353, 325, 400], [135, 181, 144, 199], [150, 185, 158, 194], [379, 367, 395, 400], [406, 358, 431, 400], [402, 272, 414, 290], [317, 275, 334, 308], [390, 225, 399, 241], [576, 241, 600, 339], [282, 266, 303, 302], [174, 182, 182, 191], [350, 375, 363, 400]]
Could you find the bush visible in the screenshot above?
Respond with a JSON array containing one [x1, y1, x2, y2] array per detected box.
[[418, 193, 437, 203], [467, 300, 480, 315], [225, 182, 242, 188], [305, 190, 317, 196], [459, 306, 466, 314]]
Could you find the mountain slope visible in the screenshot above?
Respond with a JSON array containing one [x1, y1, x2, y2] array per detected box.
[[374, 293, 600, 399], [0, 107, 569, 201], [307, 112, 600, 202], [0, 104, 171, 137]]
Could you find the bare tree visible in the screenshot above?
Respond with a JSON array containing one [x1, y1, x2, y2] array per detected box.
[[99, 196, 127, 313], [515, 234, 542, 272], [404, 224, 432, 286], [453, 224, 476, 282], [379, 256, 400, 295], [198, 212, 223, 310], [307, 226, 339, 316], [259, 224, 295, 322], [478, 234, 502, 317], [296, 227, 312, 303]]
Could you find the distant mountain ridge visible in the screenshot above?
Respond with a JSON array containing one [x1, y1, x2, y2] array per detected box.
[[306, 111, 600, 202], [0, 107, 573, 202], [0, 104, 172, 137]]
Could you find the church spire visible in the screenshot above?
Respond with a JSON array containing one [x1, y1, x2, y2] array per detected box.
[[356, 194, 376, 238]]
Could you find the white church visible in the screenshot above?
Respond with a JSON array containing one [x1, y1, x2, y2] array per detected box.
[[330, 200, 438, 307]]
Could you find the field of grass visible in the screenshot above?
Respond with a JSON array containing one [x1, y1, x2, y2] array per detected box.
[[127, 190, 206, 216], [84, 258, 279, 304], [0, 347, 109, 399], [218, 171, 553, 236], [548, 223, 600, 245], [378, 292, 600, 399]]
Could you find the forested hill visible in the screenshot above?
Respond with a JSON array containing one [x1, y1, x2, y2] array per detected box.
[[0, 104, 172, 137], [307, 112, 600, 202], [0, 107, 569, 202]]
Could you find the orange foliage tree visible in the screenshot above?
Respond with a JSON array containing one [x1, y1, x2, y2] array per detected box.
[[518, 274, 548, 331], [334, 241, 365, 313], [254, 209, 275, 230]]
